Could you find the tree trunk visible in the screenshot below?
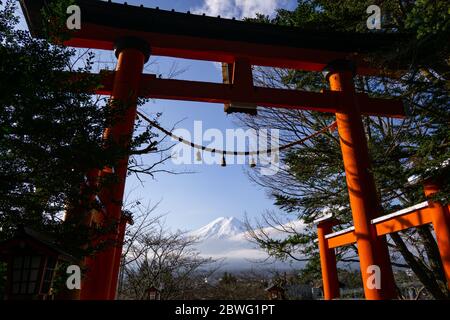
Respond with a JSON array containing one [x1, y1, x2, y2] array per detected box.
[[390, 232, 448, 299], [416, 225, 446, 283]]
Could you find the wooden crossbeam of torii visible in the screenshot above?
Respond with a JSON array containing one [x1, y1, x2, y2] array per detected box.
[[323, 202, 441, 248], [20, 0, 448, 302], [93, 71, 405, 118]]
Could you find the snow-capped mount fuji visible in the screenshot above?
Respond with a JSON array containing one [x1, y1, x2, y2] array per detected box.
[[189, 217, 247, 240], [188, 216, 308, 270]]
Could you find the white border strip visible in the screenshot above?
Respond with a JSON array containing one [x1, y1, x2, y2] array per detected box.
[[325, 226, 355, 239], [312, 213, 334, 225], [371, 201, 429, 225]]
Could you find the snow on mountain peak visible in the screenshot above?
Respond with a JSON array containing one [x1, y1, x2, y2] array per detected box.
[[187, 217, 309, 270], [189, 217, 247, 240]]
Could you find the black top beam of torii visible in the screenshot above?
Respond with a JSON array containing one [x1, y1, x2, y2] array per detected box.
[[19, 0, 407, 118], [20, 0, 407, 75]]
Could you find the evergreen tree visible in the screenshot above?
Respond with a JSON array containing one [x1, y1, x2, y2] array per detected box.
[[0, 0, 165, 256]]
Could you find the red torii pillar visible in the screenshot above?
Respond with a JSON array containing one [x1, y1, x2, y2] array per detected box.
[[80, 37, 150, 300], [324, 60, 397, 300], [108, 213, 133, 299], [424, 179, 450, 289], [316, 219, 340, 300]]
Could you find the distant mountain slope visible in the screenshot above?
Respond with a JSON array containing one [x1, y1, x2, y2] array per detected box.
[[188, 216, 308, 270], [189, 217, 247, 240]]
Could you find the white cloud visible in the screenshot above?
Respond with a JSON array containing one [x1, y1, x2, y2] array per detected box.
[[193, 0, 292, 19]]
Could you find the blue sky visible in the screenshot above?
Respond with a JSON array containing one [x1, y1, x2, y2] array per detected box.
[[120, 0, 297, 231]]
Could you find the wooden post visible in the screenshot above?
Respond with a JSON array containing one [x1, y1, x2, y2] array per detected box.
[[80, 37, 149, 300], [108, 214, 133, 299], [325, 60, 397, 300], [424, 179, 450, 290], [317, 221, 340, 300]]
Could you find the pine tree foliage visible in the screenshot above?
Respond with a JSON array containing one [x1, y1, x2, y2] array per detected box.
[[0, 1, 168, 258]]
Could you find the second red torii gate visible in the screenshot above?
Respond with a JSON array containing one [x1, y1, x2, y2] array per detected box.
[[20, 0, 429, 300], [316, 178, 450, 300]]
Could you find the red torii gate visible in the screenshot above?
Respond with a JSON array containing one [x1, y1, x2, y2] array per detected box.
[[315, 178, 450, 300], [20, 0, 448, 300]]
